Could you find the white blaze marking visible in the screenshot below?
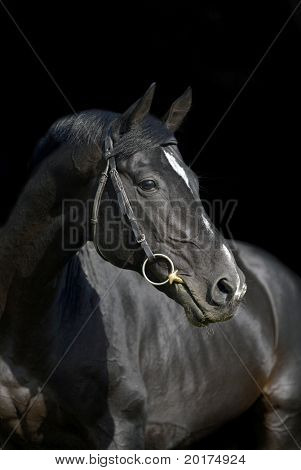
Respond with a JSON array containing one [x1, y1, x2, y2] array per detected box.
[[202, 215, 213, 234], [163, 148, 193, 193], [222, 243, 233, 261]]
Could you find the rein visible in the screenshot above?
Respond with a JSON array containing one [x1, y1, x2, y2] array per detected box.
[[91, 133, 184, 286]]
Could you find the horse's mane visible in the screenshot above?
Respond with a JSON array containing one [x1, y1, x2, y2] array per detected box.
[[30, 110, 173, 171]]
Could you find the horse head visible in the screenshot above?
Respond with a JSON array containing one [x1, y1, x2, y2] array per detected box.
[[95, 84, 247, 326]]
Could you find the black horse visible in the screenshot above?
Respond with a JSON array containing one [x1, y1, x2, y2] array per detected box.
[[0, 85, 301, 449]]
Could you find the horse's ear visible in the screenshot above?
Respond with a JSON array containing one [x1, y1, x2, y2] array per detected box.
[[118, 83, 156, 134], [163, 87, 192, 132]]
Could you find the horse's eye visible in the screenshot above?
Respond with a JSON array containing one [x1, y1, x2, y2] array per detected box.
[[138, 179, 157, 191]]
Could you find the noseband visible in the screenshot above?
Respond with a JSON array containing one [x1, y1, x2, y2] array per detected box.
[[90, 133, 184, 286]]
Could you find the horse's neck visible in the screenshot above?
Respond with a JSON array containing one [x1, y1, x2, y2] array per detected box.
[[0, 142, 104, 319]]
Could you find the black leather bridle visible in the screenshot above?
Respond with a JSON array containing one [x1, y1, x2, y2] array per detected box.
[[90, 132, 184, 286]]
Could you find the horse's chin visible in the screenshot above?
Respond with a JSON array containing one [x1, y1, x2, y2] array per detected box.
[[166, 283, 238, 328]]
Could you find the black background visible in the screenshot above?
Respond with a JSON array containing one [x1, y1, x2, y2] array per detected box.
[[1, 1, 300, 274]]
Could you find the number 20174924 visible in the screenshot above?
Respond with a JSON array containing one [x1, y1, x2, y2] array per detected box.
[[184, 454, 246, 465]]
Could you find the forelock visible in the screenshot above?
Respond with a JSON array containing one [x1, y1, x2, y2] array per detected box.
[[112, 115, 175, 158]]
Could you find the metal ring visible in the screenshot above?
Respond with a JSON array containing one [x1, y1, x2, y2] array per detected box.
[[142, 253, 175, 286]]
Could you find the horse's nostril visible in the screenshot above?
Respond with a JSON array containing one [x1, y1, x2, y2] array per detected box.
[[217, 278, 233, 295], [211, 277, 235, 306]]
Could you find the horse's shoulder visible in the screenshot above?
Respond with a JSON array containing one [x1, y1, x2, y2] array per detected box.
[[234, 240, 301, 360], [233, 240, 299, 284], [233, 240, 301, 318]]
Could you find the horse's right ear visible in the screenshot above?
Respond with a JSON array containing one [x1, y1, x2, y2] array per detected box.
[[118, 83, 156, 135], [163, 87, 192, 132]]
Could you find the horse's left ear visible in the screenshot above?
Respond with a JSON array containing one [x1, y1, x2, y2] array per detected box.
[[118, 82, 156, 134], [163, 87, 192, 132]]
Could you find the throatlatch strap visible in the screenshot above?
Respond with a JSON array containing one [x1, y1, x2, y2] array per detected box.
[[108, 156, 155, 263], [91, 132, 155, 263], [90, 160, 110, 259]]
